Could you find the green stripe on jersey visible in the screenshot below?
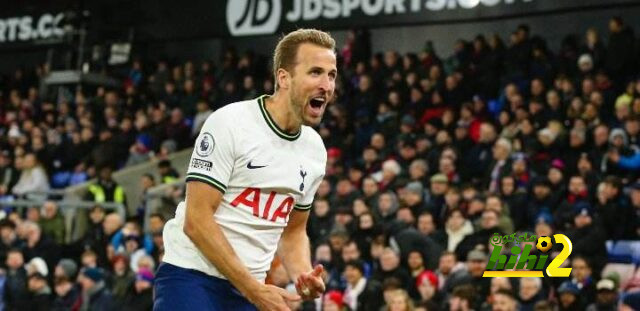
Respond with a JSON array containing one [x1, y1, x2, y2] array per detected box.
[[294, 203, 312, 210], [186, 173, 227, 194], [258, 95, 301, 141]]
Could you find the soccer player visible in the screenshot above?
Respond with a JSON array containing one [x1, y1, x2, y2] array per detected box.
[[153, 29, 336, 311]]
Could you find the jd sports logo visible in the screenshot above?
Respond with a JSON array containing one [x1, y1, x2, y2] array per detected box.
[[226, 0, 281, 36]]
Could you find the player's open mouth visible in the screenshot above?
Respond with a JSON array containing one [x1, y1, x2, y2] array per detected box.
[[309, 97, 325, 109], [308, 96, 326, 117]]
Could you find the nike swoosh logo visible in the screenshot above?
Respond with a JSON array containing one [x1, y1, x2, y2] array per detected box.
[[247, 161, 267, 169]]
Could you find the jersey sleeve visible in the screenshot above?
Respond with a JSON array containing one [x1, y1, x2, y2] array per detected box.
[[185, 112, 235, 194], [294, 174, 323, 211]]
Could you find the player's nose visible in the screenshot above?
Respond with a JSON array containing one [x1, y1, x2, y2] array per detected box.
[[318, 74, 332, 92]]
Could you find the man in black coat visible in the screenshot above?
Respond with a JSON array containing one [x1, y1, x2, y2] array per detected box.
[[4, 249, 29, 311], [565, 205, 607, 275], [605, 17, 636, 85]]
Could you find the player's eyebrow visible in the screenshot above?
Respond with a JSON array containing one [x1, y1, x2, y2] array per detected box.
[[308, 66, 324, 73]]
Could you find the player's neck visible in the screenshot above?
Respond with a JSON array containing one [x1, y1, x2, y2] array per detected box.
[[264, 93, 302, 134]]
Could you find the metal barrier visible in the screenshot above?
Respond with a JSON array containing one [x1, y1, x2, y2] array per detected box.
[[0, 199, 126, 243]]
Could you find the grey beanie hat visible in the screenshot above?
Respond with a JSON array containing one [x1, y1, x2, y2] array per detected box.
[[57, 258, 78, 278]]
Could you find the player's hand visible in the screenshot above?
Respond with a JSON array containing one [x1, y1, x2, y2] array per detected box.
[[249, 284, 300, 311], [294, 265, 326, 300]]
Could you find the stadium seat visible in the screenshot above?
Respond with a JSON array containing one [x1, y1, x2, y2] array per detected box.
[[608, 241, 640, 264]]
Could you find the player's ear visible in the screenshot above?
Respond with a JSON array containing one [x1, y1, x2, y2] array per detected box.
[[277, 68, 290, 90]]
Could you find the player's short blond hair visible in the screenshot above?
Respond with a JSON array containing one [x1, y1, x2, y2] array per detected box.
[[273, 29, 335, 90]]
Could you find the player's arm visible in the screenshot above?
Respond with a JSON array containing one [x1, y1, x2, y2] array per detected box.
[[278, 209, 325, 300], [183, 181, 300, 310], [278, 209, 313, 280]]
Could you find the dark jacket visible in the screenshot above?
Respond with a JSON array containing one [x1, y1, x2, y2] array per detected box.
[[52, 284, 81, 311], [28, 287, 53, 311], [356, 279, 384, 311], [122, 287, 153, 311], [4, 268, 29, 311]]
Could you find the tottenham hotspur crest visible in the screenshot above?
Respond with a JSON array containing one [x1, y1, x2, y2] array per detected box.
[[299, 167, 307, 191], [196, 133, 215, 157]]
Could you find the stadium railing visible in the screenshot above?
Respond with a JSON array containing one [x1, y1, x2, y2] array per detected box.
[[0, 197, 126, 243]]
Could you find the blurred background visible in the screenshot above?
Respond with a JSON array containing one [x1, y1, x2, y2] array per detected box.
[[2, 0, 640, 310]]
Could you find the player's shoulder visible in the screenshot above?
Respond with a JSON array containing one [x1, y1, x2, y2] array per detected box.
[[301, 126, 327, 161], [204, 98, 259, 126]]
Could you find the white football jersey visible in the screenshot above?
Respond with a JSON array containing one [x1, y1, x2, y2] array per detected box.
[[162, 95, 326, 282]]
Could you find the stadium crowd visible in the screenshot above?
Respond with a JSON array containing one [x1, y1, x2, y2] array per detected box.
[[0, 15, 639, 311]]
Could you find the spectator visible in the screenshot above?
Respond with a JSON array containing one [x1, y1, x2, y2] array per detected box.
[[85, 166, 126, 206], [492, 289, 519, 311], [373, 248, 412, 290], [4, 249, 28, 311], [585, 278, 618, 311], [323, 290, 345, 311], [21, 221, 60, 275], [157, 160, 179, 184], [444, 209, 473, 253], [27, 272, 52, 310], [448, 284, 475, 311], [38, 201, 65, 244], [519, 277, 544, 311], [110, 254, 134, 305], [556, 281, 583, 311], [415, 270, 443, 306], [12, 153, 49, 197], [0, 151, 19, 196], [122, 267, 154, 311], [52, 258, 79, 310], [76, 268, 115, 311], [342, 259, 383, 310], [386, 289, 414, 311]]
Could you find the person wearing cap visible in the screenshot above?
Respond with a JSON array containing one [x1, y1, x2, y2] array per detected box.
[[403, 181, 428, 217], [322, 289, 345, 311], [466, 250, 491, 307], [52, 259, 80, 309], [427, 173, 449, 223], [585, 278, 618, 311], [565, 203, 607, 274], [122, 267, 154, 311], [557, 280, 584, 311], [77, 267, 115, 311], [415, 270, 443, 306], [27, 272, 52, 310]]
